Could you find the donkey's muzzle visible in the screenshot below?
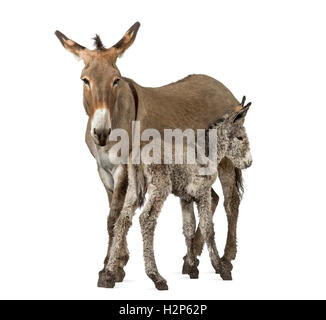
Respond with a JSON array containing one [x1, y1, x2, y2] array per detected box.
[[93, 128, 111, 146], [245, 159, 252, 168]]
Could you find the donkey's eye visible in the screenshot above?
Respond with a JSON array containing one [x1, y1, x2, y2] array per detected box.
[[237, 137, 243, 141], [113, 78, 120, 86], [82, 78, 90, 86]]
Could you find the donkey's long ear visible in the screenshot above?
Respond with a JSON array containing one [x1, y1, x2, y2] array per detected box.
[[111, 22, 140, 59], [55, 30, 87, 60], [232, 104, 251, 124]]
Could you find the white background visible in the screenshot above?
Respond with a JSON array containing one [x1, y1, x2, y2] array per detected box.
[[0, 0, 325, 300]]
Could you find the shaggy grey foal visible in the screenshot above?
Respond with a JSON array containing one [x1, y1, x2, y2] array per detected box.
[[100, 105, 252, 290], [182, 98, 252, 280]]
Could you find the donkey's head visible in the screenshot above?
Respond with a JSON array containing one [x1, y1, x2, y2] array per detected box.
[[55, 22, 140, 146], [214, 99, 252, 169]]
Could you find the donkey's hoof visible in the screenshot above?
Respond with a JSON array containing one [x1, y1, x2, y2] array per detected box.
[[97, 271, 116, 288], [182, 256, 199, 276], [220, 259, 233, 281], [148, 273, 168, 290], [182, 256, 190, 275], [182, 262, 189, 275], [186, 262, 199, 279], [115, 268, 126, 283], [155, 280, 169, 291], [189, 267, 199, 279], [97, 270, 106, 286], [212, 261, 221, 275], [220, 271, 232, 280]]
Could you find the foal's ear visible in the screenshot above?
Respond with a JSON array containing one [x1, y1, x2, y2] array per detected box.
[[55, 30, 87, 60], [232, 104, 251, 124], [112, 22, 140, 58]]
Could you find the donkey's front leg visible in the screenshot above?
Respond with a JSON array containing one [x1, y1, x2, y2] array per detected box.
[[99, 181, 139, 288], [218, 158, 242, 280], [139, 184, 170, 290], [97, 166, 129, 286], [197, 191, 221, 275]]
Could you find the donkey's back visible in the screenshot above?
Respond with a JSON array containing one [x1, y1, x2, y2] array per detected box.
[[136, 74, 241, 131]]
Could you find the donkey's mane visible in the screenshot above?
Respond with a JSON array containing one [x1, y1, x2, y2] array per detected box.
[[93, 34, 106, 50]]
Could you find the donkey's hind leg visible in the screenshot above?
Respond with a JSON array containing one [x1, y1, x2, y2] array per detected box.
[[197, 191, 221, 275], [181, 199, 199, 279], [192, 188, 219, 257], [218, 157, 242, 280], [182, 189, 219, 275], [139, 184, 170, 290]]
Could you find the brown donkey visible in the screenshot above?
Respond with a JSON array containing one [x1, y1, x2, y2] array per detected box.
[[55, 22, 246, 284]]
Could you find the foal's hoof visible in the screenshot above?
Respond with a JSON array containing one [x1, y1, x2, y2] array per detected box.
[[182, 256, 199, 278], [188, 267, 199, 279], [220, 259, 233, 281], [115, 268, 126, 283], [221, 271, 232, 280], [182, 264, 189, 275], [155, 280, 169, 291], [97, 271, 116, 288], [182, 256, 190, 274], [148, 273, 169, 291]]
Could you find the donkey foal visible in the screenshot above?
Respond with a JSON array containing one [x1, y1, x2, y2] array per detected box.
[[101, 105, 251, 290], [182, 97, 251, 280]]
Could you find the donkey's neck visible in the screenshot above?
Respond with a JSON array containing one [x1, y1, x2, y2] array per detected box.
[[215, 127, 229, 164]]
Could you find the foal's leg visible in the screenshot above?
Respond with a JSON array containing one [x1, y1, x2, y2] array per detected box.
[[139, 184, 170, 290], [197, 191, 221, 275], [192, 188, 219, 257], [218, 157, 241, 280], [97, 166, 129, 286], [98, 181, 139, 288], [182, 188, 219, 275], [180, 199, 199, 279]]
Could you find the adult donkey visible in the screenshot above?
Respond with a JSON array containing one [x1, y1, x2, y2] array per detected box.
[[55, 22, 245, 284]]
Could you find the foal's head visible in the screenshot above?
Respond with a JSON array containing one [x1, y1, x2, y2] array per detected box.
[[214, 102, 252, 169], [55, 22, 140, 146]]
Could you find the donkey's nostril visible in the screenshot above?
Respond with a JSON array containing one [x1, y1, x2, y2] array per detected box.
[[93, 128, 110, 146], [246, 160, 253, 168]]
